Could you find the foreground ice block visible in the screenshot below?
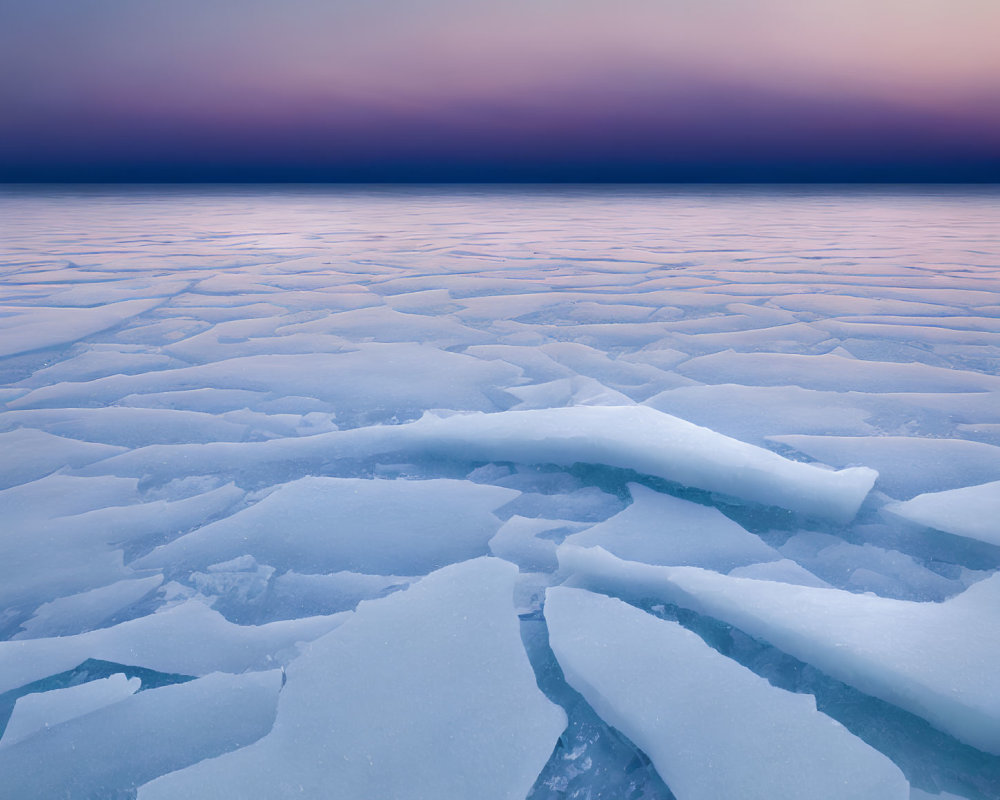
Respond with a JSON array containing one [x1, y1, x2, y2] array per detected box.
[[0, 672, 140, 748], [545, 587, 909, 800], [139, 557, 566, 800], [559, 545, 1000, 755], [882, 481, 1000, 547], [564, 483, 782, 572], [0, 670, 282, 798]]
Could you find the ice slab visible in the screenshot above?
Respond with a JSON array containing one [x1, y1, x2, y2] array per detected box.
[[883, 481, 1000, 547], [0, 298, 163, 357], [0, 483, 243, 610], [545, 587, 908, 800], [392, 407, 877, 522], [133, 477, 518, 575], [558, 545, 1000, 755], [0, 670, 282, 798], [0, 600, 347, 695], [728, 558, 831, 588], [139, 558, 566, 800], [0, 473, 140, 523], [90, 406, 878, 523], [16, 575, 164, 639], [265, 570, 414, 619], [489, 516, 585, 573], [564, 483, 782, 572], [0, 672, 140, 748], [0, 428, 125, 490], [778, 531, 961, 601]]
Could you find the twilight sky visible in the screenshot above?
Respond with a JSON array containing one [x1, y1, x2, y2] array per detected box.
[[2, 0, 999, 182]]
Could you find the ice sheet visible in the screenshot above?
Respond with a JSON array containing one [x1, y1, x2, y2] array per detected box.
[[2, 188, 999, 799]]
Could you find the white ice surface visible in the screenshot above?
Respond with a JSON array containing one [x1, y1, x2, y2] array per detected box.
[[0, 673, 140, 748], [15, 575, 164, 639], [558, 544, 1000, 755], [883, 481, 1000, 547], [0, 600, 347, 695], [545, 587, 909, 800], [132, 477, 518, 574], [488, 516, 586, 573], [139, 558, 566, 800], [564, 482, 782, 572], [0, 483, 243, 610], [0, 670, 282, 798], [0, 428, 125, 490]]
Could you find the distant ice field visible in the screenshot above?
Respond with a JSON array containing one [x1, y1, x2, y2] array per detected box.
[[1, 186, 999, 799]]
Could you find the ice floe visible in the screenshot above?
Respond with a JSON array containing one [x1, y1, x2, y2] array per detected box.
[[558, 544, 1000, 755], [138, 558, 565, 799], [545, 586, 909, 799], [883, 481, 1000, 547]]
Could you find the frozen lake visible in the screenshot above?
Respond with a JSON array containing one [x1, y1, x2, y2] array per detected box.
[[1, 187, 999, 798]]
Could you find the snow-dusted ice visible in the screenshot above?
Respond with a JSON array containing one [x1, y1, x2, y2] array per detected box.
[[1, 186, 999, 799]]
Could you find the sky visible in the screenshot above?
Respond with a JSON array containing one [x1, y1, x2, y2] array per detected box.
[[2, 0, 999, 182]]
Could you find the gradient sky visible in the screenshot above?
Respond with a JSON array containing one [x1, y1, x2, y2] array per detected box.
[[2, 0, 999, 182]]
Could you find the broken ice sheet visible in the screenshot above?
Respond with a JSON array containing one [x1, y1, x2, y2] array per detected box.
[[2, 188, 1000, 799]]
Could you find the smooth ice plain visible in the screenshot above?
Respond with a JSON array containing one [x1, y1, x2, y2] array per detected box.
[[1, 187, 999, 799]]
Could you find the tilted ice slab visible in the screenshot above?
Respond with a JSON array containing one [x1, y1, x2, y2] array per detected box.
[[0, 600, 347, 695], [0, 428, 125, 490], [0, 483, 243, 611], [882, 481, 1000, 547], [15, 575, 164, 640], [564, 483, 783, 572], [88, 406, 878, 523], [558, 545, 1000, 755], [545, 587, 908, 800], [0, 298, 165, 358], [359, 406, 878, 522], [0, 670, 282, 799], [139, 558, 566, 800], [133, 477, 518, 575], [0, 672, 140, 748]]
